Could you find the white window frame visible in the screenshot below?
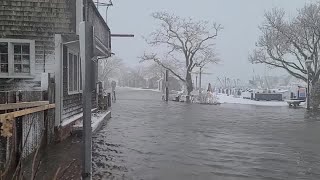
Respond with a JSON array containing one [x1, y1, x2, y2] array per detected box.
[[0, 39, 35, 78], [67, 48, 82, 94]]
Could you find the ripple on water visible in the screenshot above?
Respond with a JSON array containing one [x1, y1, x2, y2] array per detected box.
[[92, 89, 320, 180]]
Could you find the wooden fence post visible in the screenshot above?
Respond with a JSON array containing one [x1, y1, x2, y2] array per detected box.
[[15, 91, 22, 167], [44, 73, 55, 145], [165, 70, 169, 102]]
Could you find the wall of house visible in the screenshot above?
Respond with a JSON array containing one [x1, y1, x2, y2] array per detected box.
[[0, 0, 106, 122], [62, 44, 97, 120], [62, 44, 82, 120], [0, 0, 76, 90]]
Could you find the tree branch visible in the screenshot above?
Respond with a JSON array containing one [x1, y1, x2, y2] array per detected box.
[[140, 53, 186, 82]]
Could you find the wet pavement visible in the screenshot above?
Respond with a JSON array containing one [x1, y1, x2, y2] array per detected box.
[[92, 87, 320, 180]]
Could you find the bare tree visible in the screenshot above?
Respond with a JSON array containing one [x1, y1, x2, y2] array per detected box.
[[141, 12, 222, 102], [143, 63, 164, 79], [98, 56, 123, 84], [118, 65, 148, 88], [250, 3, 320, 107]]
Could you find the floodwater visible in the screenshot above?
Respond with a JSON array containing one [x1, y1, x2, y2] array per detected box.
[[92, 88, 320, 180]]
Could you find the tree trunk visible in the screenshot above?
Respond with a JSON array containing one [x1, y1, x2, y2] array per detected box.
[[186, 72, 193, 103], [311, 80, 320, 110]]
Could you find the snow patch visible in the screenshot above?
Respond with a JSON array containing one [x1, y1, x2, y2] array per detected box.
[[92, 111, 111, 132], [120, 87, 161, 92], [73, 110, 111, 132]]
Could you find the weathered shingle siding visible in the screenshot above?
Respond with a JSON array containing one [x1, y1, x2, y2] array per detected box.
[[0, 0, 76, 90], [0, 0, 102, 122], [62, 44, 82, 120]]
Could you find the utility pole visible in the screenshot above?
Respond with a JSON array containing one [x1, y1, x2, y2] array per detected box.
[[165, 69, 169, 101], [80, 22, 94, 179], [80, 0, 94, 178]]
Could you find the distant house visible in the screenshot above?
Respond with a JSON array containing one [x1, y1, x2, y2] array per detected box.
[[0, 0, 111, 131]]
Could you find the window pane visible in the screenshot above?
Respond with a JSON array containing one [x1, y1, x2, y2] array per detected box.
[[22, 65, 30, 73], [0, 64, 8, 73], [69, 53, 74, 91], [14, 45, 21, 54], [0, 43, 8, 53], [22, 45, 30, 54], [14, 64, 22, 73], [0, 54, 8, 63], [22, 55, 30, 64], [74, 55, 78, 91], [14, 55, 21, 63]]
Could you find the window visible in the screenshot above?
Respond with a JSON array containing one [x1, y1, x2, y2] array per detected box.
[[0, 42, 8, 73], [0, 39, 34, 78], [14, 44, 30, 73], [68, 49, 82, 94]]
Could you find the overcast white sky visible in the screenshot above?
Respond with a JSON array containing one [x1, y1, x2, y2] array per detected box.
[[99, 0, 316, 85]]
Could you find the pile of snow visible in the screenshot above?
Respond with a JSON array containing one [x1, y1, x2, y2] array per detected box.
[[195, 92, 219, 104]]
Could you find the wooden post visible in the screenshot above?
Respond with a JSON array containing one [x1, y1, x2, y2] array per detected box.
[[44, 73, 55, 144], [307, 73, 310, 110], [165, 69, 169, 102], [196, 75, 198, 91], [54, 34, 63, 127], [80, 21, 94, 180], [107, 93, 111, 107], [43, 78, 48, 146], [15, 91, 22, 167], [199, 67, 202, 94]]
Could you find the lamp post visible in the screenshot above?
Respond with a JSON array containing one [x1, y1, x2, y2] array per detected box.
[[305, 59, 313, 110]]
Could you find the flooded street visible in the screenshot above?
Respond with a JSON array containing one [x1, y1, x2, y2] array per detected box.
[[93, 88, 320, 180]]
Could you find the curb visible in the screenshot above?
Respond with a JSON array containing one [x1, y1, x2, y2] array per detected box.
[[72, 111, 112, 136], [93, 111, 112, 134]]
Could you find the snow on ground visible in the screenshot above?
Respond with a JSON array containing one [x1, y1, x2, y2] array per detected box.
[[73, 110, 111, 132], [121, 86, 306, 107], [119, 87, 161, 92], [217, 94, 290, 107]]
